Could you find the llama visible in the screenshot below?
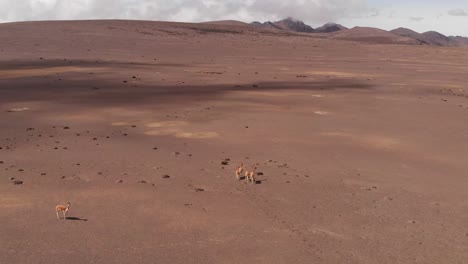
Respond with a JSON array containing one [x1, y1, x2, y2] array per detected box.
[[249, 166, 257, 184], [235, 163, 244, 180], [55, 202, 70, 220]]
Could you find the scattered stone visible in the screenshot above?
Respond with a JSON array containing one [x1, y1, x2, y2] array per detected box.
[[116, 180, 123, 183], [221, 161, 229, 165], [63, 126, 70, 130], [195, 188, 205, 192], [162, 175, 171, 179], [257, 172, 264, 176], [61, 176, 66, 179], [18, 169, 24, 172], [252, 84, 258, 88], [8, 107, 30, 112], [138, 180, 147, 184], [153, 147, 158, 150], [97, 172, 103, 175], [12, 180, 23, 185], [41, 173, 46, 176], [131, 125, 137, 128], [0, 161, 3, 164], [123, 134, 128, 136], [286, 181, 290, 183], [173, 152, 180, 155], [9, 177, 15, 180], [26, 128, 35, 131]]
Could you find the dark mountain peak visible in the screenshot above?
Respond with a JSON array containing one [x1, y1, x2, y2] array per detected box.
[[315, 22, 347, 33], [251, 17, 314, 33], [274, 17, 315, 33]]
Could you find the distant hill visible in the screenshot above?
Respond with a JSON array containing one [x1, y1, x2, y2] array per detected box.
[[329, 27, 422, 45], [390, 28, 429, 45], [449, 36, 468, 46], [391, 28, 468, 47], [421, 31, 452, 46], [201, 20, 249, 26], [315, 22, 347, 33]]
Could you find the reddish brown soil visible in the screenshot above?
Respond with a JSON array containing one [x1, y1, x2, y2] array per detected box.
[[1, 20, 468, 264]]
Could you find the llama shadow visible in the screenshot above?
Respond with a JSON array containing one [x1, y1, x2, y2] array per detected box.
[[66, 217, 88, 222]]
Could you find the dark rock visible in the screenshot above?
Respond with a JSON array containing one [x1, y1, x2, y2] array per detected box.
[[41, 173, 46, 176], [9, 177, 15, 180], [138, 180, 147, 184], [18, 169, 24, 172], [195, 188, 205, 192], [116, 180, 123, 183], [162, 175, 171, 179], [12, 180, 23, 185], [63, 126, 70, 130], [221, 161, 229, 165], [257, 172, 264, 176]]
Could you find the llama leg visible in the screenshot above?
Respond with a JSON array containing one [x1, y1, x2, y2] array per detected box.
[[56, 211, 59, 219]]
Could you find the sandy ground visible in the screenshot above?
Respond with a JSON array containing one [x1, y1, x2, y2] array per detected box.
[[1, 20, 468, 264]]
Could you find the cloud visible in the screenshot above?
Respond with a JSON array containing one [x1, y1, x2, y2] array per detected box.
[[0, 0, 368, 24], [409, 16, 424, 22], [448, 9, 467, 16]]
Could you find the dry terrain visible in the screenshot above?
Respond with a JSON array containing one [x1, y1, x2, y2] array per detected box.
[[1, 20, 468, 264]]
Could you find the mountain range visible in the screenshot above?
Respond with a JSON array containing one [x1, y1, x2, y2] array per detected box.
[[251, 17, 468, 47]]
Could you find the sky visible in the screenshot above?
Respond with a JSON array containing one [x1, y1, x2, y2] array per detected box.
[[0, 0, 466, 36]]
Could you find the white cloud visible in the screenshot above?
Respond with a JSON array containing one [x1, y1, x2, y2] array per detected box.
[[409, 17, 424, 22], [0, 0, 368, 24]]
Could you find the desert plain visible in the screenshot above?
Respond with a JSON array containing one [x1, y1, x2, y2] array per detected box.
[[0, 20, 467, 264]]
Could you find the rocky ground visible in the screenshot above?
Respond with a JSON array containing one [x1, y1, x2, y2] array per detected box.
[[1, 20, 467, 264]]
